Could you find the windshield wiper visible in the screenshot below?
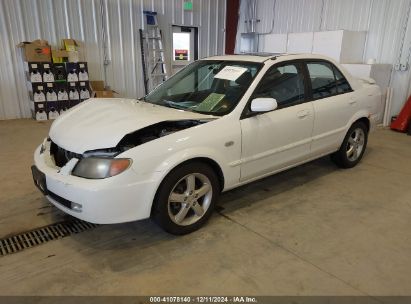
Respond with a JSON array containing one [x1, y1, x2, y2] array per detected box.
[[163, 100, 194, 112]]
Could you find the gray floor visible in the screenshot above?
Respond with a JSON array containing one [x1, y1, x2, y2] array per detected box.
[[0, 119, 410, 296]]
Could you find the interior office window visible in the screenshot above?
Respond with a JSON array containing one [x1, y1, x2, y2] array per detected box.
[[333, 66, 352, 93], [306, 62, 337, 99], [253, 64, 305, 109]]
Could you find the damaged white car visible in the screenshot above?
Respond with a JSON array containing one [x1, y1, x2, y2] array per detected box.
[[32, 54, 382, 234]]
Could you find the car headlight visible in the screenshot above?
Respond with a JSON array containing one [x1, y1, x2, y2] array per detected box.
[[72, 157, 132, 179]]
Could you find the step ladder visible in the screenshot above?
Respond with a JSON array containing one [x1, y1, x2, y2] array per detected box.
[[139, 11, 168, 94]]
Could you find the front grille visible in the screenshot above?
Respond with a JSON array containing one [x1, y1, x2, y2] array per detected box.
[[50, 141, 81, 167]]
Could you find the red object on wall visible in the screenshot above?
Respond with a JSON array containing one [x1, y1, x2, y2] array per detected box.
[[225, 0, 240, 55], [390, 95, 411, 132]]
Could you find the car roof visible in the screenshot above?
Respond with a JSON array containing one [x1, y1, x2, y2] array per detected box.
[[203, 53, 338, 63], [202, 53, 362, 91], [203, 53, 281, 63]]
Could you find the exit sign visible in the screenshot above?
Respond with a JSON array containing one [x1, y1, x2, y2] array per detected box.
[[184, 1, 193, 11]]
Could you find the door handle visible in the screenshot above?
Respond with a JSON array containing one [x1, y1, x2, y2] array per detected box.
[[297, 110, 309, 118], [349, 97, 357, 105]]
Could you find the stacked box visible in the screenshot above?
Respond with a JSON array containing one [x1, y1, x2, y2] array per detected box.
[[53, 63, 67, 82], [45, 82, 59, 119], [78, 62, 89, 81], [25, 62, 43, 83], [56, 81, 70, 114], [68, 81, 80, 107], [66, 62, 79, 82], [79, 81, 91, 101], [22, 60, 90, 120], [19, 38, 91, 120], [42, 63, 54, 82]]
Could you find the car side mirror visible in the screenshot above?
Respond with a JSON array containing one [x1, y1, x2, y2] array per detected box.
[[250, 98, 278, 113]]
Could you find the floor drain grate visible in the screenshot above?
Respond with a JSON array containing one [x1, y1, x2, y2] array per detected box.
[[0, 219, 98, 256]]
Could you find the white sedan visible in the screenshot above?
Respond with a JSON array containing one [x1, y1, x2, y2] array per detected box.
[[32, 54, 382, 234]]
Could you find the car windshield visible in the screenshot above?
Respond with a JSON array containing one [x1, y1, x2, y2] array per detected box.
[[143, 60, 262, 116]]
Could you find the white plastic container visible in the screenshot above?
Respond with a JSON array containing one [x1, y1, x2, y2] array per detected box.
[[341, 63, 392, 91], [312, 30, 367, 63], [259, 33, 287, 53], [287, 32, 314, 53]]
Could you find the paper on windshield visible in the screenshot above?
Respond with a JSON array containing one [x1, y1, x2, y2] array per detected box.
[[194, 93, 225, 112], [214, 66, 248, 81]]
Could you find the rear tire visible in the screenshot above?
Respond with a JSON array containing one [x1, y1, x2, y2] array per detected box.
[[152, 162, 220, 235], [331, 121, 368, 168]]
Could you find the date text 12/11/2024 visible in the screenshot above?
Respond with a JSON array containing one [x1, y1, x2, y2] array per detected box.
[[149, 296, 258, 303]]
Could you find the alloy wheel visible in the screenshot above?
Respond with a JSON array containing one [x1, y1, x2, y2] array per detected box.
[[167, 173, 213, 226], [346, 127, 365, 162]]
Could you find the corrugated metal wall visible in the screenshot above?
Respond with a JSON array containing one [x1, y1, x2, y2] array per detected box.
[[236, 0, 411, 116], [0, 0, 226, 120]]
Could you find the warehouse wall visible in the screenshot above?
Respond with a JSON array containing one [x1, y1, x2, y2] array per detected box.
[[236, 0, 411, 117], [0, 0, 226, 120]]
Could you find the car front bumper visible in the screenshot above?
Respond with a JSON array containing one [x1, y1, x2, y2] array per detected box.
[[33, 145, 159, 224]]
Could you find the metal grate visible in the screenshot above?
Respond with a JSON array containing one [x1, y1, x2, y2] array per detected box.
[[0, 219, 98, 256]]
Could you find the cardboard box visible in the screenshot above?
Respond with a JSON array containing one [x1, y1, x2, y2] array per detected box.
[[66, 62, 79, 81], [89, 80, 116, 98], [47, 100, 60, 119], [51, 49, 69, 63], [30, 83, 45, 92], [42, 63, 55, 82], [31, 101, 48, 121], [25, 62, 43, 83], [67, 71, 78, 82], [66, 62, 78, 72], [78, 62, 88, 70], [30, 84, 46, 102], [17, 40, 52, 62], [45, 83, 58, 101], [27, 71, 43, 83], [90, 81, 104, 91], [79, 81, 91, 100], [68, 82, 80, 101], [78, 62, 89, 80], [42, 63, 53, 70], [59, 100, 70, 114], [56, 83, 69, 101], [68, 51, 80, 62], [24, 62, 43, 72], [79, 81, 90, 89], [53, 63, 67, 82], [24, 62, 42, 83], [61, 39, 85, 62], [62, 39, 78, 51]]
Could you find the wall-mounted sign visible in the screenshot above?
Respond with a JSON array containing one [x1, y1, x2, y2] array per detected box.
[[183, 1, 193, 11], [175, 49, 188, 61]]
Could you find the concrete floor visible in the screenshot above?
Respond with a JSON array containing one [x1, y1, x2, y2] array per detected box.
[[0, 119, 410, 296]]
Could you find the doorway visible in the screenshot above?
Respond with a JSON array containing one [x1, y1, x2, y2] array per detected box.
[[171, 25, 198, 74]]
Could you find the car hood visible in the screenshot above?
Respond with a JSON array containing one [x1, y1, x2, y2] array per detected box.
[[49, 98, 213, 154]]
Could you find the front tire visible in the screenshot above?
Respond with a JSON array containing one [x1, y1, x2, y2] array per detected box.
[[331, 121, 368, 168], [152, 162, 220, 235]]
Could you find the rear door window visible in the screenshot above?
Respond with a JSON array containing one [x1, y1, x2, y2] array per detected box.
[[306, 61, 353, 99], [306, 62, 337, 99], [333, 66, 352, 93]]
